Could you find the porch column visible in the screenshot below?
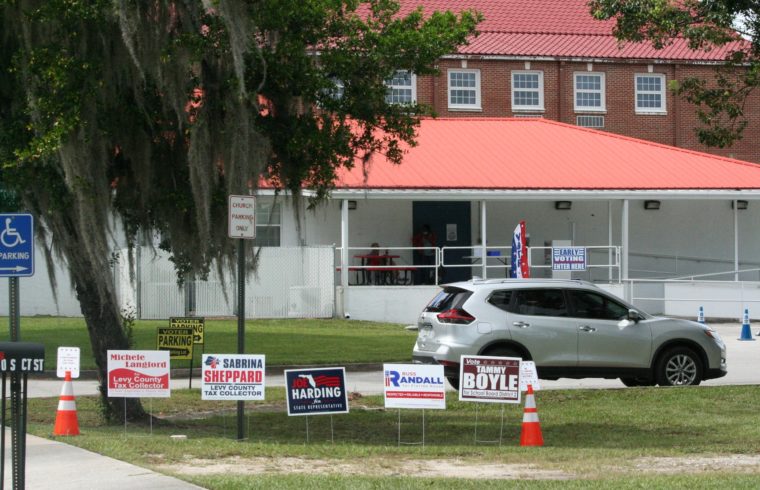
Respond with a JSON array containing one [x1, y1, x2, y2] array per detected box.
[[621, 199, 629, 282], [734, 200, 739, 281], [341, 200, 349, 289], [608, 201, 613, 282], [481, 201, 488, 278]]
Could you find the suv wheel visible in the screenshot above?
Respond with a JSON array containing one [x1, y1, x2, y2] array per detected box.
[[656, 347, 702, 386], [446, 377, 459, 390]]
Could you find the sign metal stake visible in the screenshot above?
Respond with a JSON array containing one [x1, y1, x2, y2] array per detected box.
[[237, 238, 245, 441], [397, 409, 426, 448]]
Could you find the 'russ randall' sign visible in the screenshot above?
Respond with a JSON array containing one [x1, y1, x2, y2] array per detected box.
[[107, 350, 170, 398], [201, 354, 265, 400], [383, 363, 446, 410], [459, 355, 522, 404], [285, 367, 348, 416]]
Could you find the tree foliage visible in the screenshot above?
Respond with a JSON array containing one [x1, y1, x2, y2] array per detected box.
[[0, 0, 479, 420], [590, 0, 760, 147]]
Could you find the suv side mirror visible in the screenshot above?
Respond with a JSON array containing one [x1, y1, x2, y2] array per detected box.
[[627, 309, 642, 322]]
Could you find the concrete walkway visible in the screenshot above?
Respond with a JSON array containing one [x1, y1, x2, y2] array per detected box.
[[2, 430, 202, 489]]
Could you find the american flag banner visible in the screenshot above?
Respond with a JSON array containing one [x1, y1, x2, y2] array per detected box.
[[510, 221, 529, 278]]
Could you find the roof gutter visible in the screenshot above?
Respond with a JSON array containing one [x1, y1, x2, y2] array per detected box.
[[323, 188, 760, 201]]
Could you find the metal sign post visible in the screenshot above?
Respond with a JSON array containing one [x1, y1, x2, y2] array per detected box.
[[228, 195, 255, 441], [2, 214, 34, 344], [0, 342, 45, 490]]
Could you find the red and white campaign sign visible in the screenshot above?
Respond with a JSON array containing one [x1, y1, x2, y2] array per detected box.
[[107, 350, 170, 398], [383, 363, 446, 409], [459, 355, 521, 404], [202, 354, 265, 400]]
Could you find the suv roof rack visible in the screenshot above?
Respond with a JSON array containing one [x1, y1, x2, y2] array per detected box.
[[468, 278, 593, 286]]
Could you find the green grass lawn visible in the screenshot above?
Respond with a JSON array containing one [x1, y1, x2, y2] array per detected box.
[[0, 317, 415, 369], [25, 385, 760, 488]]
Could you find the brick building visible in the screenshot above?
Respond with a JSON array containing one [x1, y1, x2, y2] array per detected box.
[[389, 0, 760, 163]]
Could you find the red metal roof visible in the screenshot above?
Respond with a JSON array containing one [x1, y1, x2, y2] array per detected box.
[[391, 0, 743, 61], [334, 118, 760, 190]]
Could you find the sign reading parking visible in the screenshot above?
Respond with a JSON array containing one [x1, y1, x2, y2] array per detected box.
[[0, 213, 34, 277], [156, 327, 194, 359], [170, 317, 205, 344]]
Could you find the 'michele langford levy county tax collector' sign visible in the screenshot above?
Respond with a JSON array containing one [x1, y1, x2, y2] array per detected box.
[[107, 350, 170, 398]]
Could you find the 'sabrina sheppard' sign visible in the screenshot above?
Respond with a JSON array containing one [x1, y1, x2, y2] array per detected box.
[[107, 350, 170, 398], [285, 367, 348, 416], [202, 354, 265, 400], [383, 363, 446, 409], [459, 355, 521, 404]]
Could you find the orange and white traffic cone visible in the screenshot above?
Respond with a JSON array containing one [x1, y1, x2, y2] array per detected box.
[[53, 371, 80, 436], [519, 384, 543, 447]]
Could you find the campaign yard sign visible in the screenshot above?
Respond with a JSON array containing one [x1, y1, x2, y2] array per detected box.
[[107, 350, 170, 398], [552, 246, 587, 271], [285, 367, 348, 416], [383, 364, 446, 410], [459, 355, 522, 404], [201, 354, 265, 400]]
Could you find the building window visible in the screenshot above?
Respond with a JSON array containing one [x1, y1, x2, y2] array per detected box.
[[254, 200, 281, 247], [574, 72, 605, 112], [448, 69, 481, 110], [511, 71, 544, 111], [385, 70, 416, 105], [635, 74, 667, 113], [576, 115, 605, 128]]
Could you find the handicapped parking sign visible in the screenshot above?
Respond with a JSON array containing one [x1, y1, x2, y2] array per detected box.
[[0, 213, 34, 277]]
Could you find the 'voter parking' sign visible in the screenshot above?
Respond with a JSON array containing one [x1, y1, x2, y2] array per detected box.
[[0, 213, 34, 277]]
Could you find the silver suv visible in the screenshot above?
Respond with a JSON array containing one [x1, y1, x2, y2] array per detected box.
[[412, 279, 727, 388]]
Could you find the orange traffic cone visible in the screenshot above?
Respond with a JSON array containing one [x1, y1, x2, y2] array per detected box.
[[520, 384, 543, 446], [53, 371, 80, 436]]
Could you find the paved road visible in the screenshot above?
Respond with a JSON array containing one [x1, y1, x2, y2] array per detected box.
[[23, 322, 760, 398], [5, 322, 757, 490]]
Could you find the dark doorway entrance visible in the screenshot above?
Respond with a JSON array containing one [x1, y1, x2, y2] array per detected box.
[[413, 201, 471, 283]]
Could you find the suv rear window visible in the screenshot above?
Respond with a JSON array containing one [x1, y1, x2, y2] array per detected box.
[[424, 287, 472, 312], [510, 289, 567, 317]]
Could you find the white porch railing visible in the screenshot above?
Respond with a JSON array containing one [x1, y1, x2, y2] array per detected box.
[[626, 274, 760, 318]]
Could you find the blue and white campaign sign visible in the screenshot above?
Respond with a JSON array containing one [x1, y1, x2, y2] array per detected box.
[[201, 354, 266, 401], [0, 213, 34, 277], [551, 246, 587, 271], [285, 367, 349, 416], [383, 364, 446, 409]]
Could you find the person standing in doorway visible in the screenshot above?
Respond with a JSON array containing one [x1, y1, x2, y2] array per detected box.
[[412, 224, 437, 284]]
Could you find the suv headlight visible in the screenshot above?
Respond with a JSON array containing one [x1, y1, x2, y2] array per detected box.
[[704, 327, 724, 346]]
